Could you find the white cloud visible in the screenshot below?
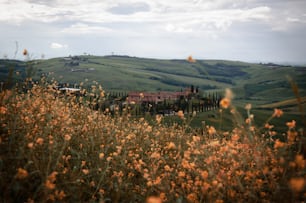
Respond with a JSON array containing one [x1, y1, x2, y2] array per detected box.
[[61, 23, 112, 35], [1, 0, 306, 63], [165, 24, 193, 33], [50, 42, 68, 49], [0, 1, 271, 25], [0, 0, 302, 34], [286, 17, 301, 23]]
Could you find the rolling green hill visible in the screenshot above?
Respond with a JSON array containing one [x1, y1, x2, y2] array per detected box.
[[1, 55, 306, 105]]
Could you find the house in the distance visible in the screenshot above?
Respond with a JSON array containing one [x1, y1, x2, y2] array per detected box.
[[126, 89, 191, 104]]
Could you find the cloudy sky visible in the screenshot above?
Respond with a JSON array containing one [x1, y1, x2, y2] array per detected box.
[[0, 0, 306, 64]]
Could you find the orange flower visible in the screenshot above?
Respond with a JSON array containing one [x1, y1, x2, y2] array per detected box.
[[45, 171, 58, 190], [187, 55, 196, 63], [272, 108, 283, 118], [82, 169, 89, 175], [64, 134, 71, 141], [192, 135, 200, 142], [187, 193, 198, 202], [155, 115, 163, 124], [274, 139, 285, 149], [178, 171, 186, 178], [289, 177, 305, 192], [167, 142, 176, 149], [45, 180, 56, 190], [28, 142, 34, 148], [208, 126, 216, 136], [146, 196, 162, 203], [99, 153, 104, 159], [201, 170, 209, 179], [245, 118, 251, 124], [264, 123, 274, 129], [287, 130, 297, 144], [55, 190, 66, 200], [159, 193, 166, 202], [231, 134, 240, 142], [164, 165, 171, 171], [177, 110, 184, 119], [48, 171, 58, 182], [0, 106, 7, 114], [295, 155, 305, 169], [286, 120, 296, 129], [36, 137, 44, 145], [15, 168, 29, 179], [220, 98, 230, 109], [150, 152, 161, 159]]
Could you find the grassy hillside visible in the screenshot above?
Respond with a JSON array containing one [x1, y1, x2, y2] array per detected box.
[[1, 55, 306, 105]]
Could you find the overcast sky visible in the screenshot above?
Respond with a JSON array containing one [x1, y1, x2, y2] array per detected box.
[[0, 0, 306, 64]]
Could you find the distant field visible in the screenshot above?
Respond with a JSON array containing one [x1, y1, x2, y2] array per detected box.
[[1, 55, 306, 106]]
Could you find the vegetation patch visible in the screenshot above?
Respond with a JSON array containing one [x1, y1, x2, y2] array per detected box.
[[0, 79, 305, 202]]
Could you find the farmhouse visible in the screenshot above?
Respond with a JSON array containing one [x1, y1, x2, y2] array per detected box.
[[127, 90, 190, 104]]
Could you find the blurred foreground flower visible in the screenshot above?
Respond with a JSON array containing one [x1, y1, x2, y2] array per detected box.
[[187, 55, 196, 63], [220, 98, 230, 109], [23, 49, 28, 56]]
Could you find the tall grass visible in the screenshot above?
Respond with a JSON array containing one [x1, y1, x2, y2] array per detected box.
[[0, 77, 305, 202]]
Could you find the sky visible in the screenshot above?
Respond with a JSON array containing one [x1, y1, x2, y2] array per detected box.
[[0, 0, 306, 64]]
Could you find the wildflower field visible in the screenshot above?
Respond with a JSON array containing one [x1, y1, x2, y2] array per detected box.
[[0, 79, 305, 202]]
